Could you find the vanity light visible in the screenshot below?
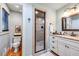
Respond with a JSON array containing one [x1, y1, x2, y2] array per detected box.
[[35, 11, 38, 14], [63, 10, 70, 17], [15, 5, 19, 8], [63, 12, 69, 17], [63, 4, 79, 17], [76, 7, 79, 13]]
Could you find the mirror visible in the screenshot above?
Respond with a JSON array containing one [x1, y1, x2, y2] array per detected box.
[[62, 14, 79, 31]]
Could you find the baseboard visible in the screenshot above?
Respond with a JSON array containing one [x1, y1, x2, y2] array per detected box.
[[50, 50, 59, 56]]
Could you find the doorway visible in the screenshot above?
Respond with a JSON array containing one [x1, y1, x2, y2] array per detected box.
[[35, 9, 46, 53]]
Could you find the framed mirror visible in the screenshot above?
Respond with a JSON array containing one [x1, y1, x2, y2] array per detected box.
[[62, 14, 79, 31]]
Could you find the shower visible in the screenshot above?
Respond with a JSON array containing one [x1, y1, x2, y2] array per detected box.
[[35, 9, 46, 53]]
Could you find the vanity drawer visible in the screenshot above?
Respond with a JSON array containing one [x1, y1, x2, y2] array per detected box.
[[58, 49, 66, 56], [50, 36, 57, 42], [50, 41, 57, 46], [60, 37, 79, 49], [50, 43, 58, 53]]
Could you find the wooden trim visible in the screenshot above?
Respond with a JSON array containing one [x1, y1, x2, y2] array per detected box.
[[35, 9, 46, 53]]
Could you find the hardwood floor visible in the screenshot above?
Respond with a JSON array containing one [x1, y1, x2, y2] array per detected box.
[[6, 47, 22, 56]]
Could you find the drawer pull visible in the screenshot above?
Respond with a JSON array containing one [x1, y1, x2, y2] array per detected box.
[[52, 41, 55, 43], [65, 45, 69, 48], [67, 46, 69, 48], [52, 46, 55, 49], [52, 37, 55, 39]]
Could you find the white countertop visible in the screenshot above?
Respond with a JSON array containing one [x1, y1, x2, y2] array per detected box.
[[53, 34, 79, 41]]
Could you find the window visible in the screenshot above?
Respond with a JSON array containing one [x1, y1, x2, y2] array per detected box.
[[2, 8, 9, 32]]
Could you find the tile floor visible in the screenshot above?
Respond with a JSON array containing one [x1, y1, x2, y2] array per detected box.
[[6, 47, 22, 56], [36, 41, 44, 51]]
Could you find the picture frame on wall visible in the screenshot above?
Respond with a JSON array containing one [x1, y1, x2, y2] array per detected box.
[[2, 8, 9, 32], [15, 25, 21, 33], [14, 25, 22, 36]]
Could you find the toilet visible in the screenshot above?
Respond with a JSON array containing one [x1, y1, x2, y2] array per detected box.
[[12, 36, 21, 53]]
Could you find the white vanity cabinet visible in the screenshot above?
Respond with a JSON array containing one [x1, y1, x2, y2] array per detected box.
[[58, 38, 67, 56], [50, 35, 79, 56], [50, 36, 58, 54], [58, 38, 71, 56]]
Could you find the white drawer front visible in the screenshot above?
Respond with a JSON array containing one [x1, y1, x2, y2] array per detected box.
[[50, 43, 58, 54]]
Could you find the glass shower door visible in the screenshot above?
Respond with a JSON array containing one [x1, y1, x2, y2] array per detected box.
[[35, 9, 45, 53]]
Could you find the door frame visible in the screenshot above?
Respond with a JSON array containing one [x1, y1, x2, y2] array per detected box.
[[35, 9, 46, 53]]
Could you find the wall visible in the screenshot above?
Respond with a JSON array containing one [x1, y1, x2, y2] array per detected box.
[[22, 4, 33, 56], [0, 3, 10, 56], [0, 4, 1, 33], [9, 11, 22, 48]]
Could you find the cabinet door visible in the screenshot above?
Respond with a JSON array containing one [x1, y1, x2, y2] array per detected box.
[[64, 42, 79, 56], [65, 45, 71, 56], [58, 41, 66, 56], [58, 37, 67, 56], [71, 49, 79, 56], [69, 45, 79, 56]]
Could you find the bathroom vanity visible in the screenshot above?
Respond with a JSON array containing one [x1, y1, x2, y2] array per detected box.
[[50, 10, 79, 56], [50, 34, 79, 56]]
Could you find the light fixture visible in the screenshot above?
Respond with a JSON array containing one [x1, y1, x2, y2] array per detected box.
[[15, 5, 19, 8], [63, 11, 69, 17], [63, 9, 70, 17], [63, 4, 79, 17], [76, 7, 79, 13], [35, 11, 38, 14]]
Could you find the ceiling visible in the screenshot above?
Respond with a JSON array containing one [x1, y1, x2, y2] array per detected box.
[[44, 3, 68, 10], [7, 3, 22, 13], [32, 3, 68, 10], [7, 3, 68, 13]]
